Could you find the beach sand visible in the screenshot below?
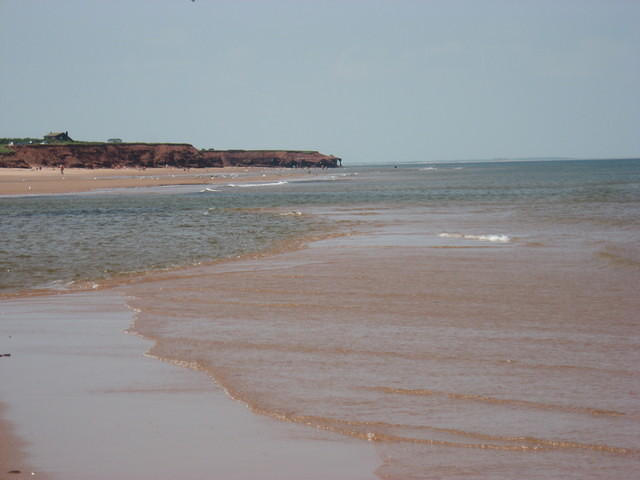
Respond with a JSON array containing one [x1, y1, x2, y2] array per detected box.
[[0, 292, 379, 480], [0, 402, 45, 480], [0, 167, 309, 196]]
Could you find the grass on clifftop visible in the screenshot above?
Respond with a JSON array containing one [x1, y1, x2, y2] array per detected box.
[[0, 137, 42, 145]]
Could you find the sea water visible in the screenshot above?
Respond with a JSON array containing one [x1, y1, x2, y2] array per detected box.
[[2, 159, 640, 478], [2, 160, 639, 294], [0, 187, 318, 292], [3, 159, 638, 294]]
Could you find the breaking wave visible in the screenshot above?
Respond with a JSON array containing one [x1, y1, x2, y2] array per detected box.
[[438, 232, 512, 243], [227, 181, 288, 188]]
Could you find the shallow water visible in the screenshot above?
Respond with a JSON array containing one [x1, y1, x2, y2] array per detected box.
[[126, 201, 640, 479], [0, 293, 378, 480], [0, 188, 318, 292], [3, 159, 640, 478]]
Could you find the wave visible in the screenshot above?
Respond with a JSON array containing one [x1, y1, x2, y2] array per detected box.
[[597, 250, 640, 269], [283, 415, 637, 454], [227, 180, 288, 188], [366, 386, 626, 417], [419, 167, 463, 171], [439, 232, 511, 243], [143, 345, 637, 455]]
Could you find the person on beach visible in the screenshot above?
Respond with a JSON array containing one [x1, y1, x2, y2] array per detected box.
[[60, 164, 64, 175]]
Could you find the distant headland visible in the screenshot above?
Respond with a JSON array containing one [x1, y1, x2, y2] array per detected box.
[[0, 132, 342, 169]]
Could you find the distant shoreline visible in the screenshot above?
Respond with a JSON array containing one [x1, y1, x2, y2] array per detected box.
[[0, 166, 311, 196]]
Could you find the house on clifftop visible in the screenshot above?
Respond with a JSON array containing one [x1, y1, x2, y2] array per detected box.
[[44, 131, 72, 143]]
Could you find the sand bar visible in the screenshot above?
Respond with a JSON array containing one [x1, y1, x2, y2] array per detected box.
[[0, 292, 379, 480], [0, 167, 311, 196]]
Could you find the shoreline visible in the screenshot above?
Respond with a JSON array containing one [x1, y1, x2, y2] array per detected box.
[[1, 199, 379, 479], [0, 291, 379, 480], [0, 214, 354, 302], [0, 166, 320, 196], [122, 202, 640, 478]]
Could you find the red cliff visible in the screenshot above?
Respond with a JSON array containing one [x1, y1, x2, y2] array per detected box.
[[0, 144, 341, 169], [201, 149, 341, 168]]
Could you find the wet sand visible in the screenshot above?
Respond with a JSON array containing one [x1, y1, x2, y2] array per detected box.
[[0, 403, 46, 480], [0, 167, 309, 196], [0, 292, 378, 480]]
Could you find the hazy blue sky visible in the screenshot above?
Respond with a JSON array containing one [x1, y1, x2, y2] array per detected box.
[[1, 0, 639, 163]]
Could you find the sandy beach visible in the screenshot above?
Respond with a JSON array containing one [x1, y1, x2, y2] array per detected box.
[[0, 167, 310, 196]]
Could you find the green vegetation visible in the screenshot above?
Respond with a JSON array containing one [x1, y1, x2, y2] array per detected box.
[[0, 144, 14, 154], [0, 136, 110, 146], [54, 141, 106, 146], [0, 137, 42, 145]]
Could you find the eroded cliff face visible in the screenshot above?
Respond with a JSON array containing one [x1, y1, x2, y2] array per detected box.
[[0, 144, 214, 169], [0, 144, 341, 169], [201, 150, 340, 168]]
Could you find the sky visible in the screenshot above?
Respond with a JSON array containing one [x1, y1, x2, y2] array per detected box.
[[1, 0, 639, 164]]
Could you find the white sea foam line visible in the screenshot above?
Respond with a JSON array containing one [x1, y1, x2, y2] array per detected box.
[[438, 233, 511, 243], [287, 176, 340, 183], [227, 180, 288, 188]]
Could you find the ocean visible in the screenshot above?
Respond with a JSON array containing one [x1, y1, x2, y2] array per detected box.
[[2, 159, 640, 478]]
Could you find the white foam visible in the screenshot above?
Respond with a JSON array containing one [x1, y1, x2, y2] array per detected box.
[[199, 187, 218, 193], [438, 232, 511, 243], [227, 180, 288, 188]]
